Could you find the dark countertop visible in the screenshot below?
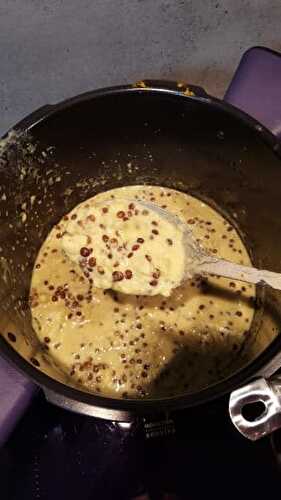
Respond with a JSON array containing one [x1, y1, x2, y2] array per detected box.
[[1, 391, 281, 500]]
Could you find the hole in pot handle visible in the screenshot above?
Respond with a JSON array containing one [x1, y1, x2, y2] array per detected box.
[[229, 376, 281, 440]]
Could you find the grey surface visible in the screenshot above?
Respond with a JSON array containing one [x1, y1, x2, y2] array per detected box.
[[0, 0, 280, 136]]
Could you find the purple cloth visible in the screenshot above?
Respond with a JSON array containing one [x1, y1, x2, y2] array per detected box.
[[225, 46, 281, 139], [0, 356, 36, 446]]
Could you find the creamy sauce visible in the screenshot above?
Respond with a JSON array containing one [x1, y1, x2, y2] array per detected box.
[[30, 186, 255, 399], [61, 198, 186, 297]]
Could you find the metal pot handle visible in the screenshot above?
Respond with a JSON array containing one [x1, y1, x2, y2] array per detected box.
[[229, 376, 281, 440]]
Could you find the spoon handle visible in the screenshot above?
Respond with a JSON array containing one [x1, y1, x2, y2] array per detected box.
[[198, 258, 281, 291]]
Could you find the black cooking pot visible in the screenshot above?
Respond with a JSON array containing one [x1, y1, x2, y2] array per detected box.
[[1, 47, 281, 441]]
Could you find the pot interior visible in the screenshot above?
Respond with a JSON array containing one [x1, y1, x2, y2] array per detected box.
[[0, 89, 281, 401]]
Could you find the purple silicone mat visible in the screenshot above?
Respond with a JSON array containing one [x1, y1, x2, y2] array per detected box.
[[0, 356, 36, 447], [0, 45, 281, 448], [225, 46, 281, 138]]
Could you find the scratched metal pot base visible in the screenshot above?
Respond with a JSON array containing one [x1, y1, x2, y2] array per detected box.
[[30, 185, 256, 399]]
